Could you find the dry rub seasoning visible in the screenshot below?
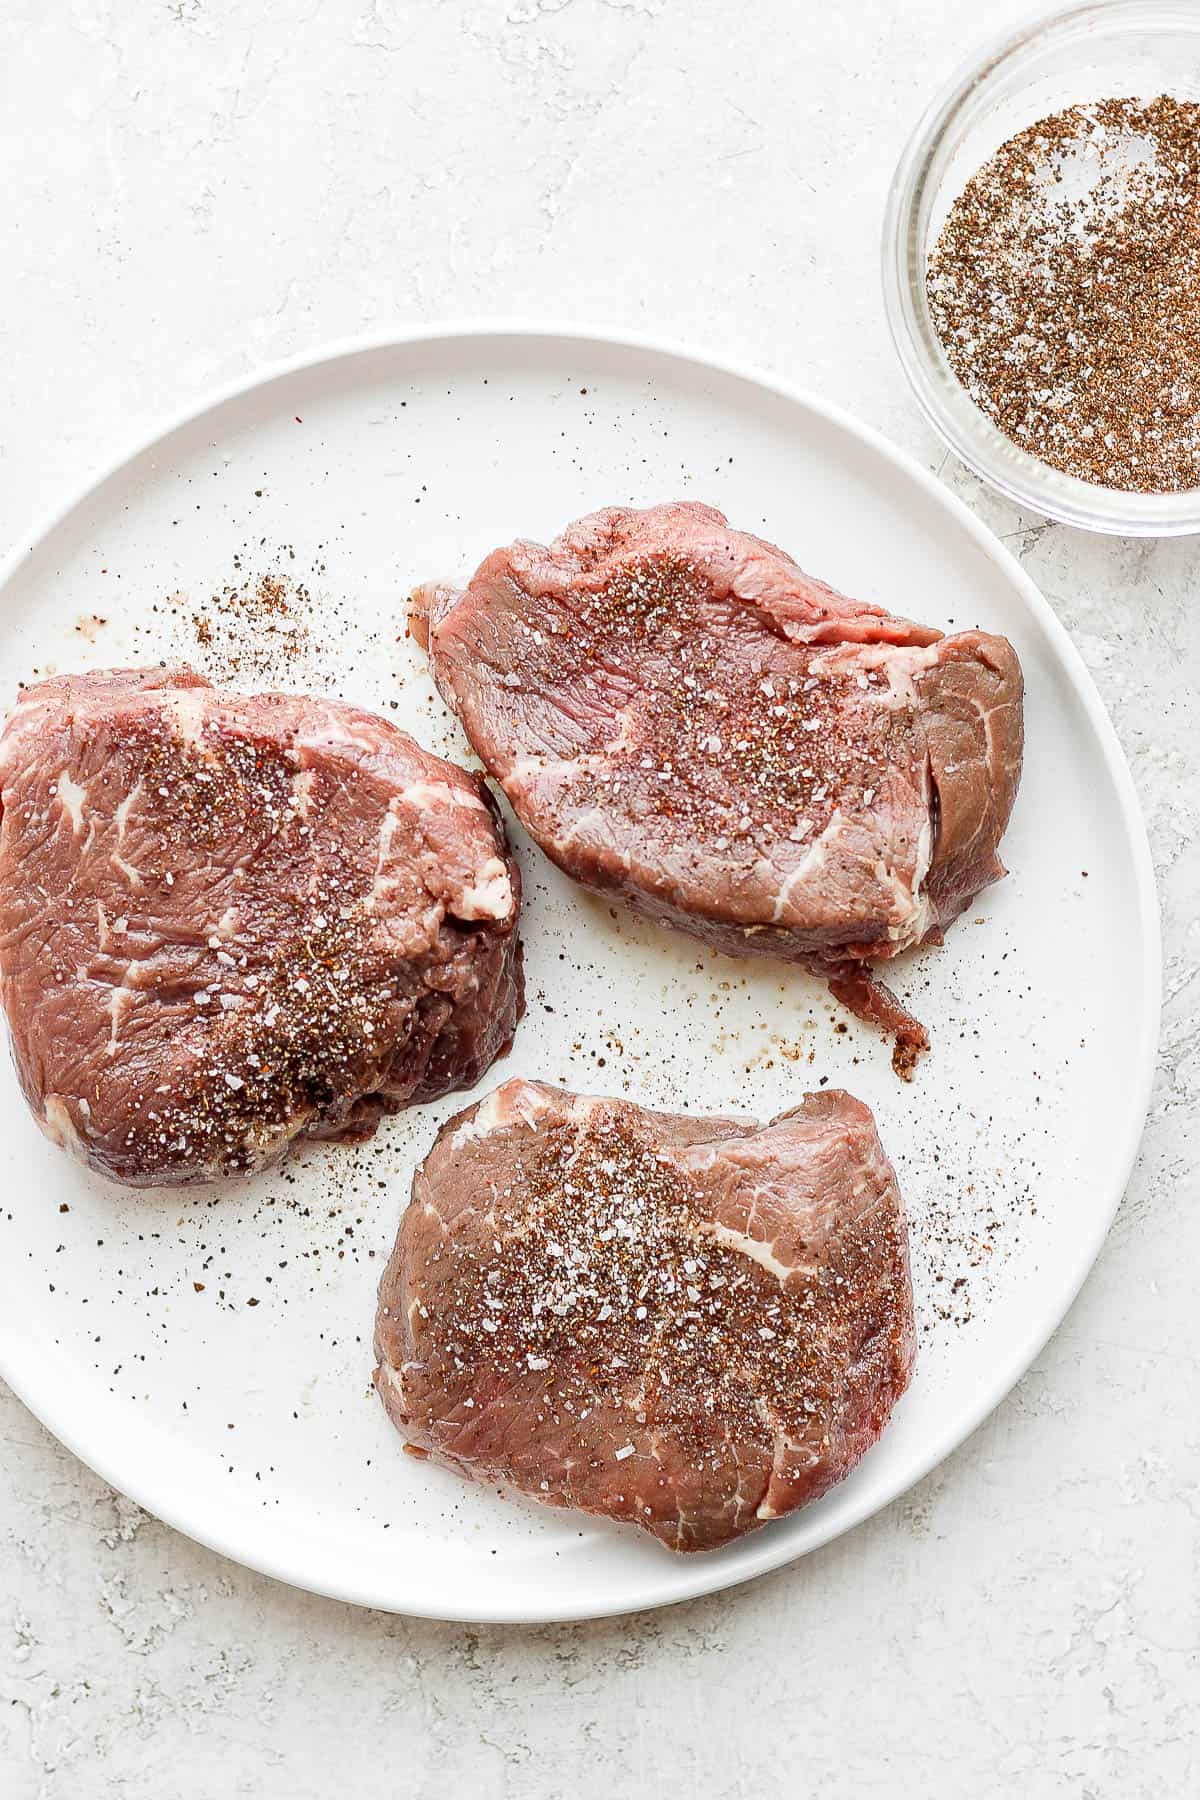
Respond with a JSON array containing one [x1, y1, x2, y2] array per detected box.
[[928, 95, 1200, 493], [189, 567, 311, 682]]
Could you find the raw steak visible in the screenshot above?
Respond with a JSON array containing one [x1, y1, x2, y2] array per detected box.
[[375, 1078, 915, 1553], [414, 502, 1023, 1071], [0, 666, 523, 1187]]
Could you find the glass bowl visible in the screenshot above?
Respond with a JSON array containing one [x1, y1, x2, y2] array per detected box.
[[882, 0, 1200, 535]]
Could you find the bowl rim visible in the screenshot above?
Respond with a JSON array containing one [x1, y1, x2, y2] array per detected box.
[[882, 0, 1200, 536]]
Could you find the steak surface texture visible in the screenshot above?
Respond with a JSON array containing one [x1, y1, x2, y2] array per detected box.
[[375, 1078, 915, 1552], [0, 667, 523, 1186], [415, 501, 1023, 1069]]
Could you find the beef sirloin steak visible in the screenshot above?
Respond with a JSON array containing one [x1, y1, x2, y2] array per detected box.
[[415, 502, 1024, 1070], [375, 1079, 915, 1552], [0, 667, 523, 1186]]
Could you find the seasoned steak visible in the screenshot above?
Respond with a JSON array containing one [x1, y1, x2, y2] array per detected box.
[[0, 667, 523, 1187], [375, 1079, 915, 1553], [414, 502, 1023, 1070]]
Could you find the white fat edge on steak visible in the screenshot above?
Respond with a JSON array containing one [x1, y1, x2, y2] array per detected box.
[[39, 1091, 287, 1185], [885, 812, 935, 949], [448, 1080, 557, 1149], [40, 1080, 310, 1184], [189, 1106, 321, 1186], [398, 779, 490, 814], [814, 639, 942, 703], [155, 685, 212, 748], [39, 1093, 90, 1155], [398, 780, 515, 923], [376, 1361, 408, 1415], [453, 858, 514, 922], [371, 791, 514, 923], [766, 800, 928, 938], [292, 714, 386, 757]]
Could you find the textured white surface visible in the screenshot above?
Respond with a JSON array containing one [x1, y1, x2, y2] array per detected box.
[[0, 0, 1193, 1793]]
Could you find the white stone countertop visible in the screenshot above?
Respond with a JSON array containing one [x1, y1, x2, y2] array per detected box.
[[0, 1, 1195, 1794]]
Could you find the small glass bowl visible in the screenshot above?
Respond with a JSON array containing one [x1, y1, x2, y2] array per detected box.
[[882, 0, 1200, 535]]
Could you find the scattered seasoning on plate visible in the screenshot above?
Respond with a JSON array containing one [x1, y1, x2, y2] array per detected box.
[[129, 540, 394, 697], [187, 565, 312, 682], [928, 95, 1200, 492]]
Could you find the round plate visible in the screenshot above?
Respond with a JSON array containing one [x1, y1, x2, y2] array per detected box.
[[0, 327, 1159, 1622]]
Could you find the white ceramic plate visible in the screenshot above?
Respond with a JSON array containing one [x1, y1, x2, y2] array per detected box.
[[0, 327, 1159, 1623]]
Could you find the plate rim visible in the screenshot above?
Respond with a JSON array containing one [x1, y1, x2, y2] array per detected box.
[[0, 321, 1162, 1624]]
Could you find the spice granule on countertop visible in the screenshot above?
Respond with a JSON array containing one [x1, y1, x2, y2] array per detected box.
[[928, 94, 1200, 493]]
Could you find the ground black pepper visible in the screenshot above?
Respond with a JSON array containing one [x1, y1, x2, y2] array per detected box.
[[559, 554, 901, 848], [187, 568, 311, 681], [928, 95, 1200, 492]]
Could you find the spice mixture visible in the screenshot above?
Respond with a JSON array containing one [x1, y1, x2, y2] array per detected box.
[[564, 554, 905, 849], [102, 719, 401, 1176], [928, 95, 1200, 492], [187, 564, 312, 682], [411, 1106, 902, 1467]]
